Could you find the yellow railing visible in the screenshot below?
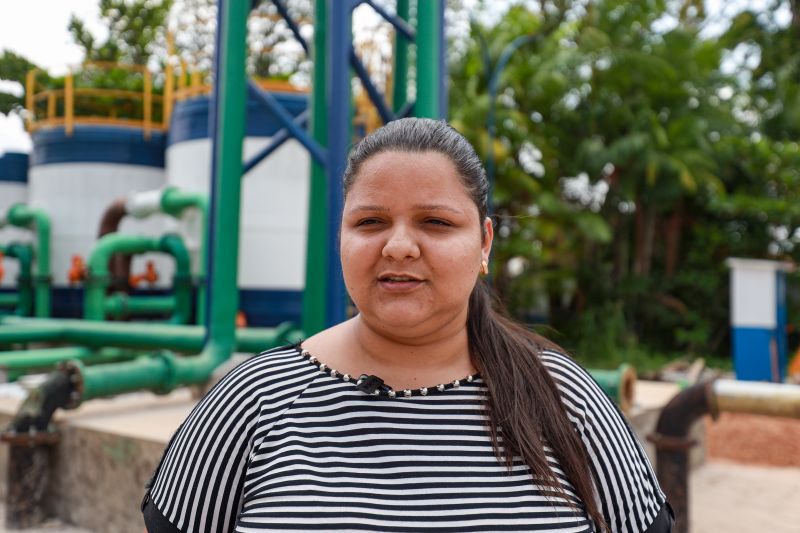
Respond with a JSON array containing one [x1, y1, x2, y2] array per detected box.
[[25, 62, 167, 138], [25, 60, 308, 138]]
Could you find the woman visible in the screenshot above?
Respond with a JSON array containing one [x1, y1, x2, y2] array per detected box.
[[143, 118, 673, 532]]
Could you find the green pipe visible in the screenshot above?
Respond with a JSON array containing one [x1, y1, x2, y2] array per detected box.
[[161, 186, 209, 324], [415, 0, 442, 118], [6, 204, 51, 317], [0, 346, 87, 370], [103, 294, 176, 318], [0, 323, 63, 345], [303, 0, 329, 336], [0, 294, 19, 308], [2, 243, 34, 316], [588, 364, 636, 411], [3, 348, 137, 382], [392, 0, 410, 113], [58, 0, 253, 400], [0, 316, 293, 354], [0, 346, 139, 383], [85, 233, 191, 321]]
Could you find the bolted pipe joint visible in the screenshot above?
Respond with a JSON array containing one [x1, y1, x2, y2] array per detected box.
[[65, 350, 180, 403], [0, 367, 77, 528]]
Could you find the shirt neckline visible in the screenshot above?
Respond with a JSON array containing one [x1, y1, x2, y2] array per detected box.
[[292, 345, 481, 398]]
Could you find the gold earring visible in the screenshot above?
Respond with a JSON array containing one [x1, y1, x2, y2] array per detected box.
[[480, 260, 489, 275]]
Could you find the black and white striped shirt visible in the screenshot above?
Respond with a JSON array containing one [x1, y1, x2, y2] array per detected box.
[[143, 345, 668, 532]]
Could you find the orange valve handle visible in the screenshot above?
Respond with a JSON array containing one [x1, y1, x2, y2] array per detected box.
[[68, 255, 87, 284], [129, 260, 159, 287]]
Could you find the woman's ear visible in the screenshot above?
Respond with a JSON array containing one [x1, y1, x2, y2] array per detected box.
[[482, 216, 494, 257]]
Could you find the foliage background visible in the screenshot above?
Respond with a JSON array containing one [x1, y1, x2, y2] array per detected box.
[[449, 0, 800, 370]]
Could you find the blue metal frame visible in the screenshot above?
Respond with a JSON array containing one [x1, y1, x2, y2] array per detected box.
[[483, 33, 539, 211], [247, 81, 327, 163], [272, 0, 309, 53], [324, 0, 355, 326], [350, 49, 396, 123], [243, 109, 310, 174], [362, 0, 415, 40]]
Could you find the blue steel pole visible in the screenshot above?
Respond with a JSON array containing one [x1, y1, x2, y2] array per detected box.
[[485, 33, 539, 212], [203, 0, 226, 336], [325, 0, 354, 327]]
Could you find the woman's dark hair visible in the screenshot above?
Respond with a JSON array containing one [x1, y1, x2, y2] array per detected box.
[[343, 118, 608, 531]]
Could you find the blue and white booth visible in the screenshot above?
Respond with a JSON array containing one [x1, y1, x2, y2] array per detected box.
[[726, 258, 794, 382], [166, 91, 309, 326]]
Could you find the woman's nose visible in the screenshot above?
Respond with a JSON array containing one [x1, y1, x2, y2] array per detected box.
[[382, 224, 420, 260]]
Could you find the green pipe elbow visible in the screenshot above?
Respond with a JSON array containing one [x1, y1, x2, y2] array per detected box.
[[160, 186, 208, 217], [160, 187, 209, 324], [85, 233, 192, 321], [6, 204, 51, 317]]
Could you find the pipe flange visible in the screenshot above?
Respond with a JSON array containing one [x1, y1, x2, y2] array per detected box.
[[58, 360, 84, 410], [153, 350, 179, 395], [0, 427, 61, 447], [647, 431, 697, 451]]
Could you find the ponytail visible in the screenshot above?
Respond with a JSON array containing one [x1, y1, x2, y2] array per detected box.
[[467, 279, 608, 531]]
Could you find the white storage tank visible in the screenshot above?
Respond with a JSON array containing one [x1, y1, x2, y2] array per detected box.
[[28, 126, 174, 317], [166, 90, 309, 326], [0, 152, 30, 289]]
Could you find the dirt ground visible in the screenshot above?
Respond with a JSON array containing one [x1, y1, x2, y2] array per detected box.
[[689, 413, 800, 533], [705, 412, 800, 467]]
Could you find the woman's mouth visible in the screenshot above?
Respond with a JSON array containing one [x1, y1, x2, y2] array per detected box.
[[378, 275, 425, 292]]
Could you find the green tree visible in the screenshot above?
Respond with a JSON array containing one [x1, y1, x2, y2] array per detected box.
[[449, 0, 800, 366], [69, 0, 174, 66], [0, 50, 39, 115]]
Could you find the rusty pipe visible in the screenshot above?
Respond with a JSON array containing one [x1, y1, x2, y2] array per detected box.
[[649, 381, 713, 533], [650, 379, 800, 532], [97, 198, 131, 292]]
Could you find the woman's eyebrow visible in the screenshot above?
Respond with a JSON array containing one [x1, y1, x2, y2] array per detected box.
[[413, 204, 463, 214], [350, 204, 389, 212]]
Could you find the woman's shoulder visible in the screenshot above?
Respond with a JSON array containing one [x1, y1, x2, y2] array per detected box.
[[207, 343, 319, 401], [537, 349, 598, 399], [536, 348, 621, 426]]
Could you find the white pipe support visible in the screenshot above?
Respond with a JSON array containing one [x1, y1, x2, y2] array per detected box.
[[710, 379, 800, 419], [125, 188, 165, 219]]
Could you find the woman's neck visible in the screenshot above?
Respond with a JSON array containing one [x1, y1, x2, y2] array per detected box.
[[346, 314, 476, 390], [301, 314, 476, 391]]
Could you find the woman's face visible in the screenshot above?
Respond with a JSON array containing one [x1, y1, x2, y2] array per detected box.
[[340, 150, 493, 339]]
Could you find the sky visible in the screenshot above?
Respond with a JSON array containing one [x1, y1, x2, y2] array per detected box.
[[0, 0, 105, 154]]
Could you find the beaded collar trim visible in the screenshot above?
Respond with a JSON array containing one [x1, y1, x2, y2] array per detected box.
[[298, 347, 478, 398]]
